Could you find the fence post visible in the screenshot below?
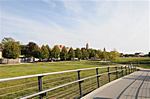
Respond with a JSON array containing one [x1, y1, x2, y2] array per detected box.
[[77, 70, 82, 98], [128, 65, 130, 74], [135, 65, 137, 71], [121, 66, 123, 77], [107, 67, 110, 82], [125, 66, 127, 75], [131, 65, 133, 73], [115, 67, 118, 79], [38, 76, 43, 99], [96, 68, 100, 88]]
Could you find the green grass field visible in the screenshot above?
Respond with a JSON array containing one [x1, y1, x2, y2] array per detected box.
[[0, 57, 149, 79], [0, 60, 111, 78], [0, 60, 118, 98], [0, 58, 149, 98], [113, 57, 150, 64], [113, 57, 150, 69]]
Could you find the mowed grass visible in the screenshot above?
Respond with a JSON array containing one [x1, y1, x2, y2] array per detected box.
[[0, 60, 109, 78], [0, 60, 135, 98], [113, 57, 150, 69], [0, 60, 116, 98], [113, 57, 150, 64]]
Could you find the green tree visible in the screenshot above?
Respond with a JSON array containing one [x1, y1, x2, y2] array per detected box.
[[40, 45, 49, 59], [1, 37, 15, 45], [100, 51, 109, 61], [0, 43, 3, 50], [25, 42, 41, 58], [109, 51, 120, 60], [51, 45, 60, 59], [75, 48, 82, 60], [148, 52, 150, 57], [45, 45, 52, 60], [81, 48, 89, 60], [89, 49, 96, 59], [68, 47, 75, 60], [60, 46, 68, 60], [96, 50, 103, 59], [20, 45, 27, 55], [2, 41, 20, 59]]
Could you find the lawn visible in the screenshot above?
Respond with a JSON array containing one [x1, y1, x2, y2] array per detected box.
[[113, 57, 150, 64], [0, 60, 110, 78], [0, 58, 148, 98], [0, 60, 118, 98]]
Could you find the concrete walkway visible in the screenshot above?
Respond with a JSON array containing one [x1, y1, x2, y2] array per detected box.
[[82, 69, 150, 99]]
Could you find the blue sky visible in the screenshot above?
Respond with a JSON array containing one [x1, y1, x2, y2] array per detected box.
[[0, 0, 149, 54]]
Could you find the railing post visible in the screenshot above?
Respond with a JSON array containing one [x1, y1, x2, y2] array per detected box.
[[125, 66, 127, 75], [135, 65, 137, 71], [77, 70, 82, 98], [115, 67, 118, 79], [96, 68, 100, 88], [121, 66, 123, 77], [107, 67, 110, 82], [128, 65, 130, 74], [38, 76, 43, 99], [131, 64, 133, 73]]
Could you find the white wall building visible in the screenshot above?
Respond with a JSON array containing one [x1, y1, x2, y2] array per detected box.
[[0, 49, 2, 59]]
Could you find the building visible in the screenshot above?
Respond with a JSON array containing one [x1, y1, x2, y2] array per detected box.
[[56, 45, 70, 51], [0, 48, 2, 59], [86, 43, 89, 49], [135, 52, 145, 57]]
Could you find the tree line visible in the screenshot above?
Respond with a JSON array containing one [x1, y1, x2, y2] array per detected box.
[[0, 37, 121, 61]]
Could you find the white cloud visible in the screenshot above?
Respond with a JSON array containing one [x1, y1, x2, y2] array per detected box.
[[0, 0, 149, 53]]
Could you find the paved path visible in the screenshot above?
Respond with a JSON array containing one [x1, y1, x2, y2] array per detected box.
[[82, 69, 150, 99]]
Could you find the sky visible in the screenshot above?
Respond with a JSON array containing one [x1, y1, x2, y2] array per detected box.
[[0, 0, 149, 54]]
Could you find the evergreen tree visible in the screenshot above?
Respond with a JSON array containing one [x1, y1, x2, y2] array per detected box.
[[40, 45, 49, 59], [45, 45, 51, 60], [81, 48, 89, 60], [60, 46, 68, 60], [68, 47, 75, 60], [75, 48, 82, 60], [51, 45, 60, 59]]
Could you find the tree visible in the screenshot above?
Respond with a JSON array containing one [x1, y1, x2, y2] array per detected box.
[[51, 45, 60, 59], [2, 41, 20, 59], [96, 50, 103, 59], [45, 45, 52, 60], [109, 51, 120, 60], [25, 42, 41, 58], [148, 52, 150, 57], [1, 37, 15, 45], [81, 48, 89, 60], [68, 47, 75, 60], [0, 43, 3, 50], [40, 45, 49, 60], [75, 48, 82, 60], [88, 49, 96, 59], [60, 46, 68, 60], [20, 45, 27, 55]]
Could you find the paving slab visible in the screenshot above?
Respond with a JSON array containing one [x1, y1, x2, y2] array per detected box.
[[82, 69, 150, 99]]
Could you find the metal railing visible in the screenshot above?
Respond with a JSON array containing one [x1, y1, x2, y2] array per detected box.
[[0, 65, 136, 99]]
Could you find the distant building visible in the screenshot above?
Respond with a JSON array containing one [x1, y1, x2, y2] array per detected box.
[[56, 45, 70, 51], [57, 45, 64, 51], [103, 48, 106, 52], [135, 52, 145, 57], [0, 48, 2, 59], [86, 43, 89, 49]]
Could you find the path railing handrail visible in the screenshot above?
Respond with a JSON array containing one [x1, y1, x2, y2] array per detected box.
[[0, 65, 136, 99], [0, 65, 127, 82]]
